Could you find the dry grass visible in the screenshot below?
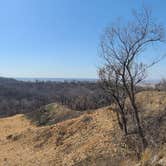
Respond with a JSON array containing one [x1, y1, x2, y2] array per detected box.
[[0, 91, 165, 165], [0, 107, 121, 166], [0, 114, 35, 138]]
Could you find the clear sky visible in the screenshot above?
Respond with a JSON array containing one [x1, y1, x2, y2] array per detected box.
[[0, 0, 166, 79]]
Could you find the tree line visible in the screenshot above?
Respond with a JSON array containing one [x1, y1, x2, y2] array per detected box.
[[0, 77, 111, 117]]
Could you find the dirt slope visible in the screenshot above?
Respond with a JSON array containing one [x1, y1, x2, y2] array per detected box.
[[0, 108, 120, 166], [0, 114, 35, 138], [0, 91, 165, 166]]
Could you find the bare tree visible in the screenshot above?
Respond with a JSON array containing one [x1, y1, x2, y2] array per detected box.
[[156, 78, 166, 91], [99, 8, 165, 150], [99, 65, 128, 135]]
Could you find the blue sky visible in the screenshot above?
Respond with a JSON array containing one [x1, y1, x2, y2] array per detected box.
[[0, 0, 165, 79]]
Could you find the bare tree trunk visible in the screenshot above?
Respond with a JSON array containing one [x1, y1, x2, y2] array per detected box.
[[116, 111, 123, 130], [121, 110, 128, 135], [116, 111, 128, 135], [132, 101, 147, 150], [116, 102, 128, 135]]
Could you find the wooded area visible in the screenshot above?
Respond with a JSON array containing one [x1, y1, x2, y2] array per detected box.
[[0, 77, 110, 117]]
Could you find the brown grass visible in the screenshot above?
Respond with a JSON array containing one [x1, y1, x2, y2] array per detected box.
[[0, 91, 165, 166]]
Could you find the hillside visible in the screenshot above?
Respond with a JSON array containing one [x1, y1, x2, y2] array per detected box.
[[0, 91, 165, 166], [0, 114, 35, 138], [25, 103, 83, 126]]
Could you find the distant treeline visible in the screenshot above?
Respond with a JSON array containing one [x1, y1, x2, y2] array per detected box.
[[0, 77, 111, 117], [155, 79, 166, 91]]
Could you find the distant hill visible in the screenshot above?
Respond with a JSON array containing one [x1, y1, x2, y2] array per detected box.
[[26, 103, 83, 126], [0, 91, 165, 165], [15, 77, 98, 82], [0, 77, 19, 85]]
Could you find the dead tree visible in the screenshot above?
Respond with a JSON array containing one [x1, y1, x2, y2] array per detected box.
[[156, 78, 166, 91], [99, 8, 165, 150], [99, 65, 128, 135]]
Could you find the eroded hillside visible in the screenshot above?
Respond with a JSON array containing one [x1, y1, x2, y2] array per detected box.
[[0, 91, 165, 166]]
